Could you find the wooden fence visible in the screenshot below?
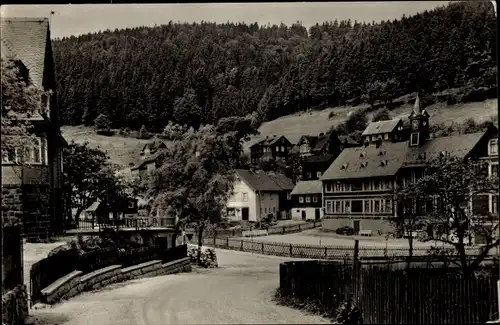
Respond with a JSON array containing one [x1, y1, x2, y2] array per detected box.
[[2, 225, 23, 292], [30, 244, 187, 304], [279, 260, 499, 324]]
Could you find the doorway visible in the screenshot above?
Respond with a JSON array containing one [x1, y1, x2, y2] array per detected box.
[[315, 208, 321, 221], [353, 220, 360, 234], [242, 208, 249, 221], [301, 210, 306, 220]]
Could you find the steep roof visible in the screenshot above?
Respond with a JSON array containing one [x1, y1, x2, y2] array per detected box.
[[1, 18, 49, 88], [85, 200, 101, 212], [362, 119, 402, 137], [131, 151, 165, 170], [235, 169, 293, 192], [268, 173, 295, 191], [291, 180, 323, 195], [321, 131, 488, 180], [252, 135, 290, 147], [143, 140, 167, 151]]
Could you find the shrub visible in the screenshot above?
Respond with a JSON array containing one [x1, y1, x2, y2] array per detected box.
[[328, 111, 337, 119], [2, 285, 29, 325], [94, 113, 112, 133], [334, 300, 363, 325], [137, 125, 152, 139], [187, 244, 218, 268]]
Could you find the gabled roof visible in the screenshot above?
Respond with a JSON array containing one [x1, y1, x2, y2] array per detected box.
[[131, 151, 165, 170], [291, 180, 323, 195], [362, 119, 402, 137], [268, 173, 295, 191], [321, 130, 489, 181], [85, 200, 101, 212], [235, 169, 293, 192], [142, 140, 167, 152], [303, 154, 336, 164], [251, 135, 291, 147], [1, 18, 50, 88]]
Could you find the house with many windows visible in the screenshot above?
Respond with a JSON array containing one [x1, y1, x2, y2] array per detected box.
[[320, 96, 498, 234], [226, 169, 293, 222], [249, 135, 292, 164], [1, 18, 67, 239], [290, 180, 323, 221]]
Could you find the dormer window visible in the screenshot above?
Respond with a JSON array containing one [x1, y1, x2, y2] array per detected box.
[[417, 153, 427, 160], [360, 162, 368, 168], [489, 139, 498, 156], [380, 160, 388, 167], [360, 152, 366, 158], [378, 151, 386, 156], [439, 151, 447, 157], [341, 163, 349, 170]]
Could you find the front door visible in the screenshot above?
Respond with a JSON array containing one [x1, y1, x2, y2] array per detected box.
[[315, 208, 321, 221], [353, 220, 360, 235], [301, 210, 306, 220], [242, 208, 249, 221]]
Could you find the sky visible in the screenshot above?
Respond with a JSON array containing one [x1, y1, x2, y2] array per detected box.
[[2, 2, 452, 39]]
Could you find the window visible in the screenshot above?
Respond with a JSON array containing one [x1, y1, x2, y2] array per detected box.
[[316, 171, 322, 178], [351, 200, 362, 213], [270, 194, 274, 200], [326, 200, 333, 213], [299, 196, 304, 203], [345, 200, 351, 213], [364, 200, 370, 213], [335, 201, 341, 213], [371, 136, 376, 142], [128, 201, 135, 209], [373, 180, 380, 190], [335, 182, 341, 192], [385, 199, 392, 213], [374, 200, 380, 213], [313, 196, 318, 203], [410, 133, 419, 146], [492, 164, 498, 180], [29, 138, 42, 164], [351, 181, 362, 191], [325, 183, 332, 192], [384, 134, 389, 140], [2, 148, 18, 164], [493, 195, 498, 215], [281, 146, 285, 152], [306, 196, 311, 203], [287, 192, 291, 200], [242, 193, 248, 202], [489, 139, 498, 156]]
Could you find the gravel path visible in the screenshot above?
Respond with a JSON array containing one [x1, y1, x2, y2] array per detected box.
[[28, 249, 329, 325]]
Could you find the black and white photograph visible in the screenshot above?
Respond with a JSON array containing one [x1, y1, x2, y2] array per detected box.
[[1, 1, 498, 324]]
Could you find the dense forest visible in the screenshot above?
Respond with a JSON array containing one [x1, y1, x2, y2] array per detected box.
[[53, 1, 497, 132]]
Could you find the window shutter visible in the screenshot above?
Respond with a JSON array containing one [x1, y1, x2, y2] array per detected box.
[[472, 195, 489, 216]]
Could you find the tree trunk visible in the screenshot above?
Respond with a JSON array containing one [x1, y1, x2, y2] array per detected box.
[[197, 222, 205, 264], [171, 220, 183, 248]]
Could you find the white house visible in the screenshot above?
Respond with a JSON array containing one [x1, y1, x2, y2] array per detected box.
[[227, 169, 290, 222], [290, 180, 324, 221]]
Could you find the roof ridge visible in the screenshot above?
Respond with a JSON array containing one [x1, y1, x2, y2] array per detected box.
[[1, 17, 49, 22]]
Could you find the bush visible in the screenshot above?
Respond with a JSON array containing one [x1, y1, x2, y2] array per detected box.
[[328, 111, 337, 119], [137, 125, 152, 139], [94, 113, 112, 133], [187, 244, 218, 268], [372, 108, 391, 122], [2, 284, 28, 325], [334, 300, 363, 325]]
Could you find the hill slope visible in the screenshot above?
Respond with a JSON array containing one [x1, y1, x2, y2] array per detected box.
[[244, 99, 498, 150]]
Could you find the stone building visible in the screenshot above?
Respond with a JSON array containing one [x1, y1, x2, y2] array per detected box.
[[1, 18, 67, 239]]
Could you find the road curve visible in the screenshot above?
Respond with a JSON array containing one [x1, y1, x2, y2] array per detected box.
[[29, 249, 329, 325]]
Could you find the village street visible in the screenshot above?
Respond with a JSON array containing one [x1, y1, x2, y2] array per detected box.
[[28, 249, 329, 325]]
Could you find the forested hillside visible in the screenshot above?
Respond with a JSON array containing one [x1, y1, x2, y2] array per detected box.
[[53, 1, 496, 132]]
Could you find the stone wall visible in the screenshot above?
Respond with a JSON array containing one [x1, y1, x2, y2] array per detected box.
[[2, 285, 29, 325], [2, 185, 23, 227], [39, 257, 192, 305]]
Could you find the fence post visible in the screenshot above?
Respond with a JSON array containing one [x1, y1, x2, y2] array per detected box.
[[289, 244, 293, 257], [352, 240, 360, 303], [241, 240, 243, 251], [262, 242, 264, 254], [283, 226, 285, 234], [213, 234, 216, 248], [299, 224, 301, 231], [324, 246, 328, 258], [226, 237, 229, 248]]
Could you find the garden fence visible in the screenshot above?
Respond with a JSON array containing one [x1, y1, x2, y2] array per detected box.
[[279, 260, 499, 324]]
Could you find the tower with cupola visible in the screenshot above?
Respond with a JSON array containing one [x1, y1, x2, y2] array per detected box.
[[408, 94, 430, 147]]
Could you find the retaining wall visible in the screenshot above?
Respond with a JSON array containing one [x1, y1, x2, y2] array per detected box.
[[39, 257, 191, 305]]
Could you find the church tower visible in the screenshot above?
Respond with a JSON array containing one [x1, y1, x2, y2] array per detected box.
[[408, 94, 430, 147]]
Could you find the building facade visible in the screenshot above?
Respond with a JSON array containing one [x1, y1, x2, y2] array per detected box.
[[249, 135, 292, 164], [1, 18, 67, 239], [321, 96, 498, 235], [290, 180, 323, 221]]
